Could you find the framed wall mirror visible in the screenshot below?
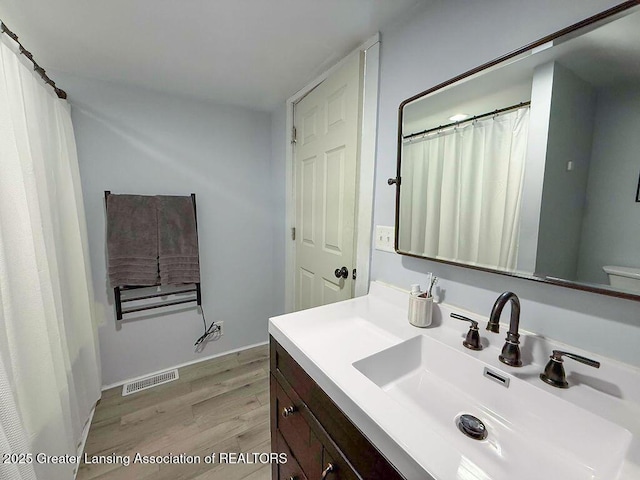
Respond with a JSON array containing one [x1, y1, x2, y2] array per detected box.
[[394, 1, 640, 301]]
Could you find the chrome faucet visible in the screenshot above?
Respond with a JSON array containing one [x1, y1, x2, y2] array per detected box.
[[487, 292, 522, 367]]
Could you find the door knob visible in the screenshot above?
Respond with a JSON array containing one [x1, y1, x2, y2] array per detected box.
[[334, 267, 348, 279]]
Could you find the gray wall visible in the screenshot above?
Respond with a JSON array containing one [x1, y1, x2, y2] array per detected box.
[[536, 63, 595, 280], [59, 74, 276, 386], [577, 86, 640, 284], [373, 0, 640, 367]]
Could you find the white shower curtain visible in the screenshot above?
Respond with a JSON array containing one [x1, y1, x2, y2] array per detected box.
[[399, 107, 529, 270], [0, 32, 101, 480]]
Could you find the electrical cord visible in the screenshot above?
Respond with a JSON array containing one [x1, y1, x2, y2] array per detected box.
[[194, 308, 220, 347]]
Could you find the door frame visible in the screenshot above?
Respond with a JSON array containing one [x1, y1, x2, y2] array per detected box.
[[284, 34, 380, 313]]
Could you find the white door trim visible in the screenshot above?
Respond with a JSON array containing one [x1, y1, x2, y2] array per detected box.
[[284, 34, 380, 312]]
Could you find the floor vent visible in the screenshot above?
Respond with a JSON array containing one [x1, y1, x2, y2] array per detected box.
[[122, 369, 179, 396]]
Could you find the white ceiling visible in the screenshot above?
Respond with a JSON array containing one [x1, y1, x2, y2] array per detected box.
[[0, 0, 427, 111]]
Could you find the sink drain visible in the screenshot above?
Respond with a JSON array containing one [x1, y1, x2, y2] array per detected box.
[[456, 414, 488, 440]]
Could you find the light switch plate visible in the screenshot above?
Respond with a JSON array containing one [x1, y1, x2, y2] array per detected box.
[[375, 225, 395, 252]]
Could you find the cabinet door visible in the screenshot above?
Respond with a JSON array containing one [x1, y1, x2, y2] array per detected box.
[[277, 431, 308, 480], [275, 380, 323, 478]]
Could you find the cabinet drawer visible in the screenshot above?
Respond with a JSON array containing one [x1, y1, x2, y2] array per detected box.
[[275, 380, 323, 479], [277, 431, 308, 480]]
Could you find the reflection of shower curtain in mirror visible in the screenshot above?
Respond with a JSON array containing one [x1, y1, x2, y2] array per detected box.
[[400, 108, 529, 270]]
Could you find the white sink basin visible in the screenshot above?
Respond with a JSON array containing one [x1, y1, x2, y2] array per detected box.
[[353, 335, 632, 480]]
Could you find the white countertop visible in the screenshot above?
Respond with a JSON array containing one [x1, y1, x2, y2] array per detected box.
[[269, 281, 640, 480]]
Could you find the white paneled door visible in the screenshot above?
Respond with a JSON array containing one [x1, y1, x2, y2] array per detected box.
[[294, 53, 363, 310]]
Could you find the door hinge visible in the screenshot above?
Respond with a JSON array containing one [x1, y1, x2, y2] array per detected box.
[[291, 227, 296, 240], [291, 126, 297, 145]]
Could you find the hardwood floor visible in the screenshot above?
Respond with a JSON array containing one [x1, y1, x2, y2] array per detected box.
[[76, 345, 271, 480]]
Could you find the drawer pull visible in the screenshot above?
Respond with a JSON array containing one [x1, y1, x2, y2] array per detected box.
[[282, 405, 296, 418], [321, 463, 335, 479], [289, 477, 298, 480]]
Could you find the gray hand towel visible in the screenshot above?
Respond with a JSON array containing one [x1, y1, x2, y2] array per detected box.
[[107, 195, 159, 287], [157, 195, 201, 285]]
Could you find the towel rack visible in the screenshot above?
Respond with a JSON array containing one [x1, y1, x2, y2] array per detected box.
[[105, 191, 202, 320]]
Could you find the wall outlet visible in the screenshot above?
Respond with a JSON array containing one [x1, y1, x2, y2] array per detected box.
[[215, 321, 224, 336], [375, 225, 395, 252]]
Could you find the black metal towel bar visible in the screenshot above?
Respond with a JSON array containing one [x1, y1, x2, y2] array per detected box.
[[104, 191, 202, 320]]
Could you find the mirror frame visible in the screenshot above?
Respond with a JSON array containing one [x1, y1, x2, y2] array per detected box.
[[393, 0, 640, 302]]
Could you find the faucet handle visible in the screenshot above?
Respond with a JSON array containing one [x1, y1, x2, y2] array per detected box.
[[450, 313, 482, 351], [540, 350, 600, 388], [551, 350, 600, 368], [450, 313, 479, 329]]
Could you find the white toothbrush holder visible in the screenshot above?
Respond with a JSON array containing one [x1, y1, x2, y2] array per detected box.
[[408, 294, 433, 328]]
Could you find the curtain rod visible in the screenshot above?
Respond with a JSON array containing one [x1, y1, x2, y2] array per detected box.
[[0, 21, 67, 99], [403, 101, 531, 141]]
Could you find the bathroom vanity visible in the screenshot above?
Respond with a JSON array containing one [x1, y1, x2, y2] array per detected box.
[[269, 282, 640, 480], [269, 4, 640, 478], [269, 335, 403, 480]]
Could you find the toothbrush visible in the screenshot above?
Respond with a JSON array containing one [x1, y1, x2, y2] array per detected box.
[[418, 272, 433, 298], [428, 276, 438, 298]]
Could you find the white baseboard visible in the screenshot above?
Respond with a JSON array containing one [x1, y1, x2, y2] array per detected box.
[[100, 340, 269, 391]]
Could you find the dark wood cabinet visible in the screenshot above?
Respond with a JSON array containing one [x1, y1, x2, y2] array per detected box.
[[270, 336, 405, 480]]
